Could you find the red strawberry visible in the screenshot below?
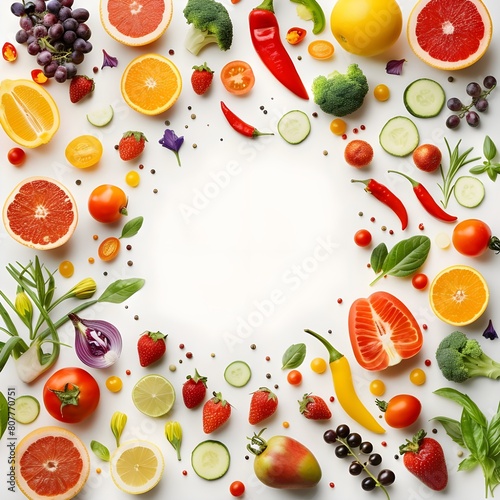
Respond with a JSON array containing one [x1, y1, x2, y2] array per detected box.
[[248, 387, 278, 425], [399, 429, 448, 491], [202, 392, 231, 433], [298, 393, 332, 420], [118, 131, 147, 161], [191, 63, 214, 95], [69, 75, 94, 103], [137, 331, 167, 367], [182, 369, 208, 409]]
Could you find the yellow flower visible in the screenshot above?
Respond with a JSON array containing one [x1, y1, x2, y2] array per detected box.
[[165, 421, 182, 460], [15, 291, 33, 325], [110, 411, 127, 447], [71, 278, 97, 300]]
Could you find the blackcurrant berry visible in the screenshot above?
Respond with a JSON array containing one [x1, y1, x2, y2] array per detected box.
[[335, 444, 350, 458], [336, 424, 350, 438], [361, 477, 377, 491], [359, 441, 373, 454], [323, 429, 337, 444], [368, 453, 382, 466], [349, 461, 363, 476], [378, 469, 396, 486], [346, 432, 362, 448]]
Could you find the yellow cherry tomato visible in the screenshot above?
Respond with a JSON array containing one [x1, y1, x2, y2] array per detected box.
[[126, 170, 140, 187], [374, 84, 390, 101], [58, 260, 74, 278], [409, 368, 426, 386], [98, 237, 121, 262], [106, 376, 123, 393], [65, 135, 103, 169], [310, 357, 327, 374], [307, 40, 335, 60], [369, 379, 386, 396], [330, 118, 347, 136]]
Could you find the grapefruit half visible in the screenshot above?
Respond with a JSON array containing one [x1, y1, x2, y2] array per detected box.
[[100, 0, 173, 46], [16, 426, 90, 500], [407, 0, 492, 70], [2, 176, 78, 250]]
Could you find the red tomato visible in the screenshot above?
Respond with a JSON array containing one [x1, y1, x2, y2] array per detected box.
[[452, 219, 492, 257], [354, 229, 372, 247], [377, 394, 421, 428], [43, 367, 100, 423], [88, 184, 128, 223], [220, 60, 255, 95], [348, 291, 423, 371], [411, 273, 428, 290], [287, 369, 302, 385], [7, 147, 26, 166], [229, 480, 245, 497]]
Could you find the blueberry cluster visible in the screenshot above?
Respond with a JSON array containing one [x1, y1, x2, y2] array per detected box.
[[446, 76, 497, 129], [11, 0, 92, 82], [324, 424, 395, 494]]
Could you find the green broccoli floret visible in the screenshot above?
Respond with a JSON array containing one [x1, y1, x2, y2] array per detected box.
[[183, 0, 233, 55], [436, 331, 500, 383], [311, 64, 369, 117]]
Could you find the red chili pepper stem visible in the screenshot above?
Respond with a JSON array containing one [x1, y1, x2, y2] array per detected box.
[[351, 178, 408, 230], [387, 170, 457, 223], [220, 101, 274, 138]]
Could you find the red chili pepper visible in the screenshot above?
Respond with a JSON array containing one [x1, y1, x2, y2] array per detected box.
[[249, 0, 309, 100], [220, 101, 274, 138], [352, 178, 408, 230], [388, 170, 457, 223], [286, 27, 307, 45]]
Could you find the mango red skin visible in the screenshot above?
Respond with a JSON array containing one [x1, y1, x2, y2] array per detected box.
[[253, 435, 322, 489]]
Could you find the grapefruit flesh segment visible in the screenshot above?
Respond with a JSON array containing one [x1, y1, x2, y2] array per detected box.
[[349, 292, 423, 371]]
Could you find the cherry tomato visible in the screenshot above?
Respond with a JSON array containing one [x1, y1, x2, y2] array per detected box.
[[286, 27, 307, 45], [452, 219, 492, 257], [411, 273, 428, 290], [125, 170, 140, 187], [98, 236, 121, 261], [409, 368, 426, 386], [373, 84, 390, 102], [369, 379, 386, 397], [105, 375, 123, 393], [310, 357, 327, 374], [354, 229, 372, 247], [287, 369, 302, 385], [377, 394, 421, 428], [330, 118, 347, 136], [58, 260, 74, 278], [43, 367, 100, 423], [65, 135, 103, 169], [220, 60, 255, 95], [88, 184, 128, 223], [2, 42, 17, 61], [307, 40, 335, 60], [7, 147, 26, 166], [229, 480, 245, 497]]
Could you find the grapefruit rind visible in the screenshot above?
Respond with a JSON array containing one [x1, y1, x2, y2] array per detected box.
[[100, 0, 173, 47], [16, 426, 90, 500], [407, 0, 492, 71], [2, 176, 78, 250]]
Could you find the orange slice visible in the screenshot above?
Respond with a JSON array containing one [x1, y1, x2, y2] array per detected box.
[[429, 265, 489, 326], [100, 0, 173, 46], [0, 79, 60, 148], [120, 53, 182, 115], [407, 0, 492, 70], [3, 176, 78, 250]]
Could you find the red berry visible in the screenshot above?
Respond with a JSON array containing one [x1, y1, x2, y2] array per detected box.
[[118, 131, 147, 161], [298, 393, 332, 420], [182, 369, 208, 409], [248, 387, 278, 425], [191, 63, 214, 96], [69, 75, 94, 103], [137, 331, 167, 367], [202, 392, 232, 433]]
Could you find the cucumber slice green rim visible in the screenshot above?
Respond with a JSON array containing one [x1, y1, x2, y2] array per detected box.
[[224, 360, 252, 387], [86, 104, 114, 127], [454, 176, 485, 208], [191, 440, 230, 480], [403, 78, 445, 118], [379, 116, 419, 157], [277, 110, 311, 144], [14, 395, 40, 424]]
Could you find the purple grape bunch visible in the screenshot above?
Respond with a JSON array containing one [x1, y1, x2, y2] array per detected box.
[[11, 0, 92, 83]]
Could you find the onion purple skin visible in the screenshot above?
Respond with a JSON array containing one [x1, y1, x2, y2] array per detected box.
[[69, 313, 122, 368]]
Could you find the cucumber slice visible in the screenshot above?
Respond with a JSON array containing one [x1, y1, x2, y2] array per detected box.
[[403, 79, 445, 118], [224, 360, 251, 387], [454, 176, 485, 208], [191, 440, 230, 480], [278, 110, 311, 144], [14, 395, 40, 424], [379, 116, 419, 157], [86, 105, 114, 127]]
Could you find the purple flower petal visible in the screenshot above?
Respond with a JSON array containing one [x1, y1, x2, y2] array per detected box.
[[101, 49, 118, 69], [385, 58, 406, 75], [159, 129, 184, 166], [483, 319, 498, 340]]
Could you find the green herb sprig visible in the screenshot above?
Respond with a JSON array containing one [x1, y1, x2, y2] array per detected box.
[[469, 136, 500, 181], [281, 343, 306, 369]]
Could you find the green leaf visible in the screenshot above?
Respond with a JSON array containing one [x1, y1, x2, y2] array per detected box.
[[97, 278, 145, 304], [469, 164, 488, 174], [461, 410, 488, 460], [0, 336, 27, 370], [487, 406, 500, 457], [370, 243, 388, 274], [432, 415, 465, 447], [120, 216, 144, 239], [281, 343, 306, 369], [488, 168, 498, 182], [434, 387, 488, 428], [0, 392, 8, 440], [458, 455, 479, 471], [484, 135, 497, 161], [90, 440, 110, 461]]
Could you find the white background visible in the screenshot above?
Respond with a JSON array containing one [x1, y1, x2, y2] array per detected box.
[[1, 0, 500, 499]]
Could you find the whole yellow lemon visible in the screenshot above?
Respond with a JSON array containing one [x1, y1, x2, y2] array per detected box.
[[331, 0, 402, 57]]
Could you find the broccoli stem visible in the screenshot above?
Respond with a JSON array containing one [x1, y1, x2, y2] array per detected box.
[[465, 353, 500, 379]]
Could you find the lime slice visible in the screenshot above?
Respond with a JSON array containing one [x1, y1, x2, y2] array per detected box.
[[110, 440, 164, 494], [132, 374, 175, 417], [14, 395, 40, 424], [86, 104, 114, 127]]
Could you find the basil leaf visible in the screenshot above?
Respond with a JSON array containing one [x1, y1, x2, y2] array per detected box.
[[97, 278, 146, 304], [458, 455, 479, 471], [281, 343, 306, 369], [469, 164, 488, 174], [484, 135, 497, 161], [434, 387, 488, 428], [90, 440, 110, 462], [120, 216, 144, 239], [487, 405, 500, 457], [370, 243, 388, 274], [432, 416, 465, 447], [0, 392, 8, 440], [461, 410, 488, 460], [382, 235, 431, 277]]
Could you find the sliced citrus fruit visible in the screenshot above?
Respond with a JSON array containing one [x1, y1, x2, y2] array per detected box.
[[348, 291, 423, 371], [100, 0, 173, 46], [110, 440, 164, 494], [0, 79, 60, 147], [16, 426, 90, 500], [429, 265, 489, 326], [120, 53, 182, 115], [132, 374, 175, 417], [2, 176, 78, 250], [407, 0, 492, 70]]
